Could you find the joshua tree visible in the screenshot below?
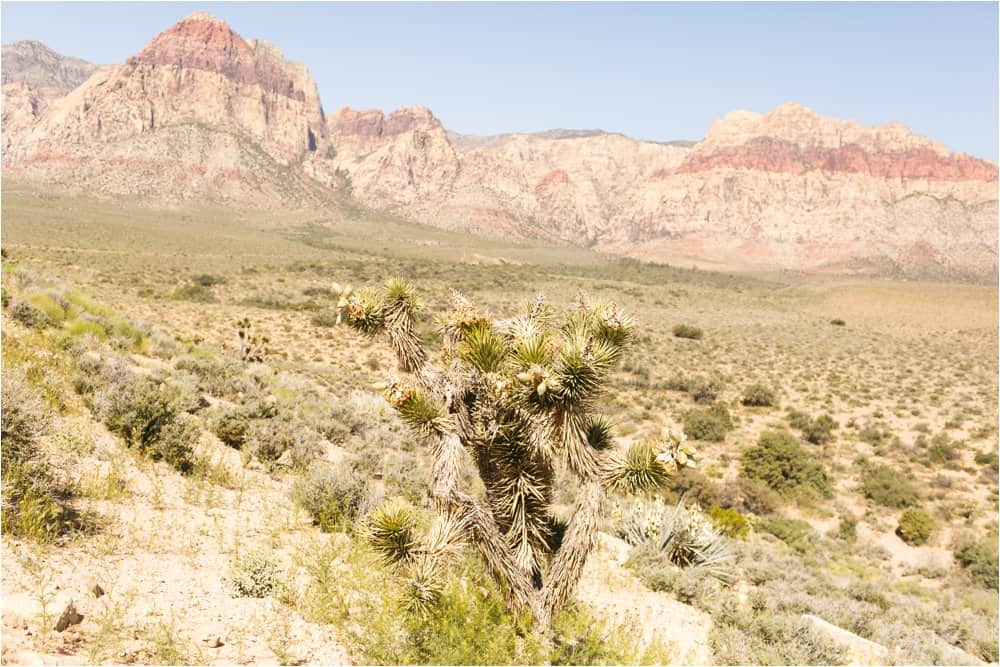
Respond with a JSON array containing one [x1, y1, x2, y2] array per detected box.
[[335, 278, 696, 628], [235, 317, 269, 363]]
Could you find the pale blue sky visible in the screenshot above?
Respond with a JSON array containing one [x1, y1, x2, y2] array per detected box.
[[3, 2, 997, 159]]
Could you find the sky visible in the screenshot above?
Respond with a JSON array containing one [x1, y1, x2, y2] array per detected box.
[[3, 2, 998, 159]]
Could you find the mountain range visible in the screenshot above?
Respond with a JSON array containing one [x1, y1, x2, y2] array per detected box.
[[2, 12, 997, 280]]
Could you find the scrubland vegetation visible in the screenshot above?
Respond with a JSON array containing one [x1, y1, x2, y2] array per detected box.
[[1, 187, 997, 665]]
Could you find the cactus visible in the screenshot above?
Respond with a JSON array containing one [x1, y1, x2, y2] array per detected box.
[[235, 317, 269, 363], [340, 278, 696, 627]]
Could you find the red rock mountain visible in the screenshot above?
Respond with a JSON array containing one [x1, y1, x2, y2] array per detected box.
[[3, 14, 997, 280]]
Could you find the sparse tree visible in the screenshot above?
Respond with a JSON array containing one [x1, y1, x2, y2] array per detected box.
[[336, 278, 696, 628]]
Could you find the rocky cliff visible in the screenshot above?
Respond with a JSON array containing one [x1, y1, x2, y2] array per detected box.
[[3, 13, 333, 205], [3, 15, 996, 279]]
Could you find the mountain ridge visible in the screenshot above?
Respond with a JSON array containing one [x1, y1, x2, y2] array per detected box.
[[2, 15, 996, 281]]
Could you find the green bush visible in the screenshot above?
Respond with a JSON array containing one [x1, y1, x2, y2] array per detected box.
[[67, 319, 108, 339], [896, 508, 934, 545], [291, 464, 368, 531], [708, 505, 749, 538], [663, 468, 722, 509], [741, 384, 777, 407], [683, 403, 733, 442], [788, 409, 837, 444], [710, 609, 847, 665], [25, 291, 67, 324], [672, 324, 704, 340], [837, 516, 857, 542], [954, 536, 999, 589], [860, 465, 918, 508], [974, 449, 999, 469], [192, 274, 227, 287], [719, 476, 781, 515], [741, 431, 832, 497], [9, 300, 50, 328], [244, 417, 323, 470], [90, 364, 196, 473], [927, 433, 960, 465], [757, 517, 815, 553], [173, 284, 216, 303], [229, 550, 280, 598], [211, 400, 277, 449], [688, 375, 722, 405], [1, 370, 78, 541]]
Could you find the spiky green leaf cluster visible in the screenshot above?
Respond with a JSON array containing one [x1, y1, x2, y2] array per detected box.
[[344, 288, 385, 335], [602, 441, 669, 493], [384, 276, 419, 310], [457, 321, 508, 374], [396, 390, 453, 437], [369, 500, 419, 567]]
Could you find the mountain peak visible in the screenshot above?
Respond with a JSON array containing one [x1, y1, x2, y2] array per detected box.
[[182, 10, 224, 23]]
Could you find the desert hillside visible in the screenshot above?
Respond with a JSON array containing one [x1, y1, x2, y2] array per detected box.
[[2, 12, 997, 280], [1, 185, 998, 665]]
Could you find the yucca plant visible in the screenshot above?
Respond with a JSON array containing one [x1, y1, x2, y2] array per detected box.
[[340, 279, 697, 628], [613, 497, 736, 585], [235, 317, 269, 363]]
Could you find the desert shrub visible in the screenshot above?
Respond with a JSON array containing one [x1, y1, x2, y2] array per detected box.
[[211, 399, 277, 449], [672, 324, 704, 340], [352, 555, 659, 666], [25, 292, 67, 324], [683, 403, 733, 442], [974, 448, 999, 469], [788, 409, 837, 444], [688, 375, 722, 405], [757, 517, 815, 553], [664, 373, 691, 392], [858, 424, 887, 446], [710, 610, 847, 665], [174, 355, 257, 400], [927, 433, 960, 465], [803, 414, 836, 444], [244, 417, 323, 470], [837, 516, 857, 541], [90, 364, 195, 472], [860, 465, 919, 508], [829, 318, 846, 326], [718, 476, 781, 516], [954, 536, 999, 589], [108, 318, 145, 349], [9, 300, 50, 328], [291, 464, 368, 531], [192, 274, 226, 287], [67, 319, 108, 339], [172, 284, 216, 303], [741, 384, 777, 407], [1, 370, 78, 541], [229, 550, 280, 598], [616, 498, 736, 584], [663, 467, 722, 508], [741, 431, 831, 497], [896, 508, 934, 545], [708, 505, 749, 538]]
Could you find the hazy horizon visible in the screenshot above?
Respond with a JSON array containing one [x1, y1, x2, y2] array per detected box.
[[2, 1, 998, 159]]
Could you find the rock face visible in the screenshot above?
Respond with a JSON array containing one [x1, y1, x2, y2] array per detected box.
[[2, 12, 334, 206], [328, 102, 996, 280], [3, 16, 997, 280]]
